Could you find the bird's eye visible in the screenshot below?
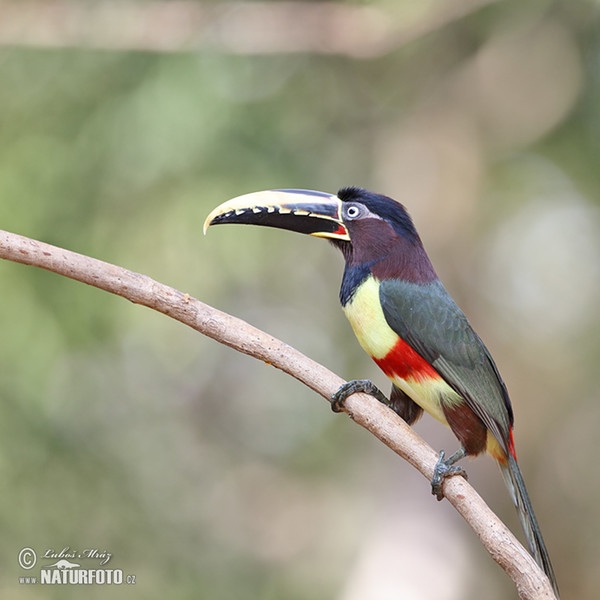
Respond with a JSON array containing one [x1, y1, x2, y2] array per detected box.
[[344, 204, 362, 220]]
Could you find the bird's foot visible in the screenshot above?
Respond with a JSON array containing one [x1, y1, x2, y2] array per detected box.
[[331, 379, 389, 413], [431, 448, 468, 501]]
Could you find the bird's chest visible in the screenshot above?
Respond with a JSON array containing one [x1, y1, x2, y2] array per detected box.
[[342, 275, 457, 424], [342, 275, 398, 361]]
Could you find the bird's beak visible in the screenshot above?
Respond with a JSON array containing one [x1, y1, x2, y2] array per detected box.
[[203, 189, 350, 241]]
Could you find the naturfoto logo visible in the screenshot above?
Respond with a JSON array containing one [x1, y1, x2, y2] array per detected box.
[[18, 546, 136, 586]]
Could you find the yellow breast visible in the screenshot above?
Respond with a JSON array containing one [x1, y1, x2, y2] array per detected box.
[[343, 275, 456, 425], [343, 275, 502, 459], [342, 275, 398, 360]]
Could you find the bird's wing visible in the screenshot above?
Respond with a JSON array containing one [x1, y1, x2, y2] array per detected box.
[[379, 278, 513, 452]]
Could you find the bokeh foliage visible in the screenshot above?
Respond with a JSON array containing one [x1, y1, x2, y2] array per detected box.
[[1, 1, 599, 598]]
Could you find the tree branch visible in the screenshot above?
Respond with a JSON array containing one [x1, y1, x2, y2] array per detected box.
[[0, 0, 501, 57], [0, 228, 555, 599]]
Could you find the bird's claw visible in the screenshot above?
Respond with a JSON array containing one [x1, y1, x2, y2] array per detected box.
[[431, 449, 468, 501], [331, 379, 389, 413]]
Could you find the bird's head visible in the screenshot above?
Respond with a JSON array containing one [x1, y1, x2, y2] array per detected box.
[[204, 187, 436, 282]]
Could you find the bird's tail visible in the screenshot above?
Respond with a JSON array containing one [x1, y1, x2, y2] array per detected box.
[[499, 452, 559, 598]]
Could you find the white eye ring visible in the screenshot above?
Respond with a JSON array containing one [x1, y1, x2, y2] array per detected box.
[[345, 205, 361, 219]]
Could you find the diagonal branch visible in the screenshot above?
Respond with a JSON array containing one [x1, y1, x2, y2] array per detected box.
[[0, 228, 555, 599], [0, 0, 501, 57]]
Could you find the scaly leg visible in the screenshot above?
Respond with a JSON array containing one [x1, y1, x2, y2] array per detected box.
[[431, 447, 468, 500], [331, 379, 389, 413]]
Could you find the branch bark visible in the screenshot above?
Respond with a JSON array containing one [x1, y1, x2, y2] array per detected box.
[[0, 229, 555, 599], [0, 0, 501, 57]]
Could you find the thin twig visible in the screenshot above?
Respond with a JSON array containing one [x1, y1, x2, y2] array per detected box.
[[0, 228, 555, 599], [0, 0, 501, 57]]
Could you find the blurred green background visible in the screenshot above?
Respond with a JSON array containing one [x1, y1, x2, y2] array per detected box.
[[1, 1, 599, 598]]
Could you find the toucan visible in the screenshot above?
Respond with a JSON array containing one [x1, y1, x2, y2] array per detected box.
[[204, 186, 558, 596]]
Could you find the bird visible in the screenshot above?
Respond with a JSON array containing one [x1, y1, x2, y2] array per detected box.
[[204, 186, 559, 596]]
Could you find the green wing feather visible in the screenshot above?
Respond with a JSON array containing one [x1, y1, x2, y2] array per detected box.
[[379, 278, 513, 453]]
